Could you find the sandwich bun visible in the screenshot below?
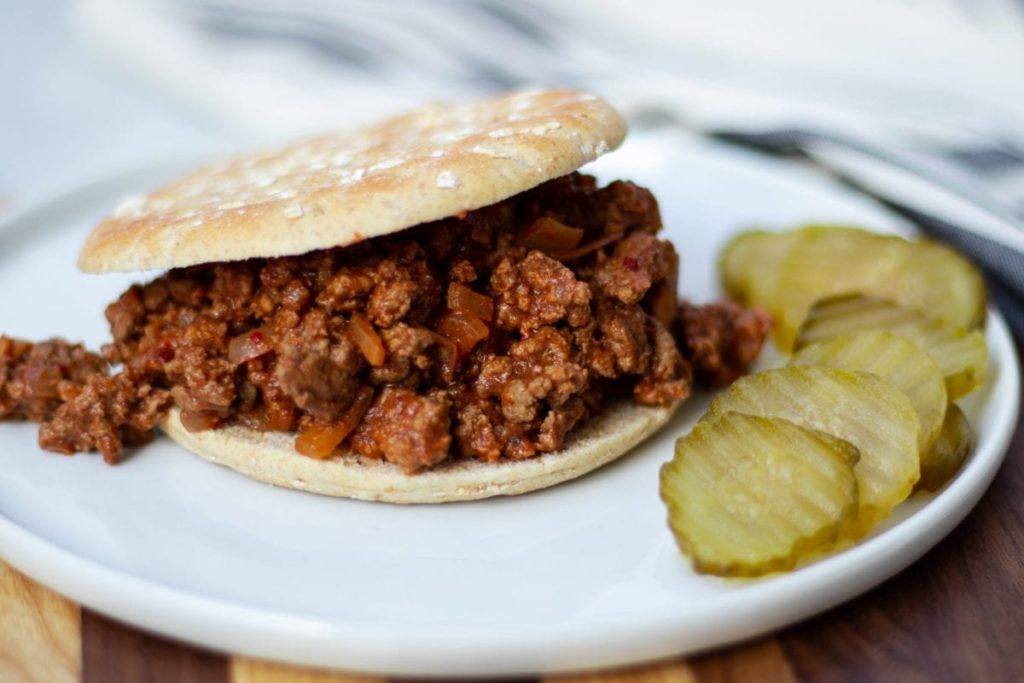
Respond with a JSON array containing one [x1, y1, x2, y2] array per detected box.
[[161, 402, 676, 504], [86, 89, 672, 503], [79, 89, 626, 273]]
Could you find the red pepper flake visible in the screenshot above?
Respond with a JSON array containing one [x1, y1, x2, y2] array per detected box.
[[623, 256, 639, 272], [249, 331, 264, 343]]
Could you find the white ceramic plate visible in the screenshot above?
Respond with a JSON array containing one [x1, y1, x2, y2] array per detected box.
[[0, 131, 1018, 677]]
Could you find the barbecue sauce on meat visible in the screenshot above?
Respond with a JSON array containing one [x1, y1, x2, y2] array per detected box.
[[1, 174, 770, 471]]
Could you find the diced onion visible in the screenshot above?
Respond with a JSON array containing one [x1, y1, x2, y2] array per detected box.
[[256, 404, 298, 432], [437, 310, 489, 355], [179, 409, 222, 433], [295, 386, 373, 459], [227, 327, 272, 365], [651, 253, 679, 326], [520, 217, 584, 251], [433, 334, 459, 384], [349, 312, 386, 367], [550, 232, 623, 261], [295, 422, 348, 459], [447, 283, 494, 322]]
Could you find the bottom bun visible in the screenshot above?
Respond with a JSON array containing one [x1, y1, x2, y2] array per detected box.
[[160, 400, 678, 504]]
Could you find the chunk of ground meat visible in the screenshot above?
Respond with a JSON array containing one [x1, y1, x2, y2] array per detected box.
[[170, 272, 210, 308], [448, 259, 477, 283], [250, 257, 318, 317], [168, 315, 235, 412], [351, 387, 451, 472], [274, 312, 364, 420], [38, 372, 170, 464], [369, 324, 435, 386], [536, 395, 590, 452], [475, 327, 588, 424], [366, 259, 422, 327], [314, 264, 376, 314], [0, 337, 108, 421], [315, 249, 441, 329], [491, 251, 591, 332], [3, 172, 770, 470], [452, 399, 504, 462], [675, 301, 772, 387], [591, 180, 662, 235], [580, 299, 651, 378], [105, 286, 147, 343], [592, 232, 677, 305], [234, 357, 300, 432], [514, 173, 596, 231], [208, 263, 259, 321], [634, 318, 692, 405], [453, 396, 539, 461]]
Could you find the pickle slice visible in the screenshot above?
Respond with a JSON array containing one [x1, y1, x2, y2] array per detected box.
[[791, 330, 947, 456], [901, 239, 986, 330], [770, 227, 986, 350], [707, 366, 919, 534], [660, 412, 858, 576], [795, 294, 988, 399], [719, 230, 800, 304], [769, 226, 899, 349], [919, 403, 974, 492]]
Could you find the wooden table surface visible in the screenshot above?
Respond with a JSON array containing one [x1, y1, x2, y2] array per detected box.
[[2, 343, 1021, 683]]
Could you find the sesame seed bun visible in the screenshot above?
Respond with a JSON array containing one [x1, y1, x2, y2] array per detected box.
[[159, 401, 676, 504], [78, 89, 626, 273]]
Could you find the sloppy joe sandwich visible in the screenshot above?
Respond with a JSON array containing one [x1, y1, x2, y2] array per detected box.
[[0, 90, 769, 503]]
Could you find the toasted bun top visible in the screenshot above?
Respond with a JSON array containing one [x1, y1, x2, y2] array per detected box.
[[78, 89, 626, 273]]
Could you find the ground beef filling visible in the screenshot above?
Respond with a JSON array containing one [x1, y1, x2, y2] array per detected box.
[[0, 173, 770, 472], [0, 337, 170, 462]]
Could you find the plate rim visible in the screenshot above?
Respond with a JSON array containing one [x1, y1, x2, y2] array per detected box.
[[0, 156, 1019, 676]]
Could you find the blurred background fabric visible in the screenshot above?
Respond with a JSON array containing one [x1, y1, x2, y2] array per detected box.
[[68, 0, 1024, 223], [4, 1, 1024, 262], [4, 0, 1024, 201], [75, 0, 1024, 138], [74, 0, 1024, 140]]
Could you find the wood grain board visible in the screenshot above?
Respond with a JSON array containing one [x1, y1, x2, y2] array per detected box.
[[0, 562, 79, 683], [2, 344, 1021, 682]]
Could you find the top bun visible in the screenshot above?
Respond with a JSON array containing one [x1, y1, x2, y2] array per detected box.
[[78, 89, 627, 273]]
